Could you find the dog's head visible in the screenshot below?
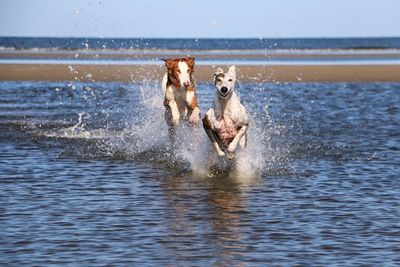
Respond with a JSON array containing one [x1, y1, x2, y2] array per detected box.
[[162, 57, 195, 88], [214, 65, 236, 98]]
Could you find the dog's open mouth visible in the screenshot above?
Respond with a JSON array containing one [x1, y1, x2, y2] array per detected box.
[[218, 90, 231, 98]]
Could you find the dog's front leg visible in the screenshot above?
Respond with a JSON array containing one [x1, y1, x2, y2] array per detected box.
[[168, 100, 180, 126], [227, 125, 248, 156], [187, 91, 201, 126], [188, 106, 200, 126], [208, 129, 226, 157], [203, 112, 225, 157]]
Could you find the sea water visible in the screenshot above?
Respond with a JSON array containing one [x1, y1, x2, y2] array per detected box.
[[1, 80, 399, 265]]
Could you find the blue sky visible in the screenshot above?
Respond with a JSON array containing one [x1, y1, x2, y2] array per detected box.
[[1, 0, 399, 38]]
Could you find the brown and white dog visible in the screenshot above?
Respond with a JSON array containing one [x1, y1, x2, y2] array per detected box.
[[203, 66, 249, 159], [162, 57, 201, 138]]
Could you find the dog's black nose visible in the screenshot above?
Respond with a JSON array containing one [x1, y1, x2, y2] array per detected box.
[[221, 87, 228, 94]]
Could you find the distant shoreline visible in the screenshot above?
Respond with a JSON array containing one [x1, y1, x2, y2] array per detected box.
[[1, 49, 400, 82], [2, 48, 400, 60]]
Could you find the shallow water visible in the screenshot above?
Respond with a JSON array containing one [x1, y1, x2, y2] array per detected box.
[[1, 81, 399, 266]]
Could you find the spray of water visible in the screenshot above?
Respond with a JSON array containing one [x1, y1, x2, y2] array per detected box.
[[34, 82, 285, 180], [114, 82, 274, 180]]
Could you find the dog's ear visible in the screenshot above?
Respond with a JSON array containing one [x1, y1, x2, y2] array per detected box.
[[185, 57, 195, 68], [228, 65, 236, 75], [162, 59, 174, 69], [214, 67, 224, 77]]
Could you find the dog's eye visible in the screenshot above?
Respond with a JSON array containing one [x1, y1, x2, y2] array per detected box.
[[187, 69, 190, 73], [176, 69, 181, 74], [228, 79, 233, 82]]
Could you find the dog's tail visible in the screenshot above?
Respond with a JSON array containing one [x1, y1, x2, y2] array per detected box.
[[161, 73, 168, 93]]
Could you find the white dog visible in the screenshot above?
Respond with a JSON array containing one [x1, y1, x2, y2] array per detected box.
[[202, 66, 249, 159]]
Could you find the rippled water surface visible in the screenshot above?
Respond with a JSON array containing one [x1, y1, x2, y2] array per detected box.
[[1, 81, 399, 266]]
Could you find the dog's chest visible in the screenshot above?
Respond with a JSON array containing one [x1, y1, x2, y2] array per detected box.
[[166, 86, 192, 115], [216, 116, 238, 146], [173, 88, 187, 101], [219, 105, 241, 124]]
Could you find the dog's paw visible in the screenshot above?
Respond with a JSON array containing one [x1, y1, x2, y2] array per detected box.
[[227, 143, 237, 153], [217, 150, 226, 157], [226, 151, 235, 160], [189, 113, 201, 126], [172, 117, 180, 126]]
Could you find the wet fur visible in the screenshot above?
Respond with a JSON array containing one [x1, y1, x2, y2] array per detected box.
[[203, 66, 249, 159], [162, 58, 201, 139]]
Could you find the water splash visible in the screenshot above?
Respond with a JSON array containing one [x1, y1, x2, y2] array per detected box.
[[29, 82, 287, 180], [38, 112, 122, 139], [113, 82, 274, 179]]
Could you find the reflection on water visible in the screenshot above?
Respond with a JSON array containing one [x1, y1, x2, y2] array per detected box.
[[0, 81, 399, 265], [161, 174, 253, 264], [206, 178, 248, 261]]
